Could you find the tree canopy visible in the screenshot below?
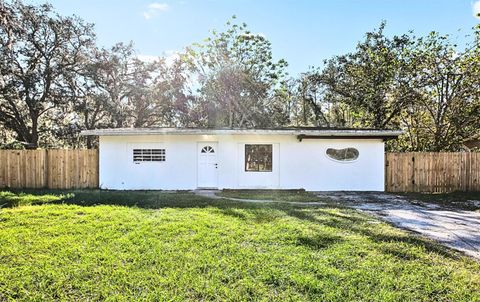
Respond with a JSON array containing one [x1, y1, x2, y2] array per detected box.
[[0, 1, 479, 151], [184, 16, 289, 128]]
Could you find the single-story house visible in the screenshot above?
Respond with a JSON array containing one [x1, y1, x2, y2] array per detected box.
[[80, 127, 402, 191]]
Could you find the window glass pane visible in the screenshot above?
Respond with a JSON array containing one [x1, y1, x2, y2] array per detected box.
[[245, 144, 272, 172], [326, 148, 359, 161]]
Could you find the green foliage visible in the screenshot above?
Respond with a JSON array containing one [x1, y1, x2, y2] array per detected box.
[[0, 190, 479, 300], [297, 22, 480, 151], [184, 16, 289, 128], [0, 1, 192, 148], [1, 1, 479, 151], [396, 29, 480, 151], [85, 43, 192, 129], [297, 22, 417, 129], [0, 1, 95, 148]]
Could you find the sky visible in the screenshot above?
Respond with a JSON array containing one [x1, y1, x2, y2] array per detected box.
[[31, 0, 480, 76]]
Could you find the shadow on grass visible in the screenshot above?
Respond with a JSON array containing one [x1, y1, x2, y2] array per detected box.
[[297, 234, 343, 250], [0, 189, 233, 209], [286, 206, 460, 260], [0, 189, 462, 260]]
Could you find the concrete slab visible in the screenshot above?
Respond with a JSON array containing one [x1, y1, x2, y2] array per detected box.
[[316, 192, 480, 259]]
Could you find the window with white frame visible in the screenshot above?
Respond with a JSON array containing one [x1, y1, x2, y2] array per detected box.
[[133, 149, 166, 162]]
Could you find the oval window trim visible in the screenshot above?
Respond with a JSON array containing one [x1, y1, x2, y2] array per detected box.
[[325, 147, 359, 163]]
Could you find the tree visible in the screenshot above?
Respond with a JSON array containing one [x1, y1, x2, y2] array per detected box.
[[130, 57, 193, 128], [314, 22, 417, 129], [86, 43, 136, 128], [87, 44, 193, 130], [0, 1, 95, 148], [63, 55, 114, 148], [290, 70, 359, 128], [400, 28, 480, 151], [149, 63, 208, 128], [184, 16, 288, 128]]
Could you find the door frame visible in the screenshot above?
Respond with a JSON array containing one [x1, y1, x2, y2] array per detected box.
[[196, 141, 219, 189]]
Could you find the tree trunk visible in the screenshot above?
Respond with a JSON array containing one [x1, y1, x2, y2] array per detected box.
[[29, 114, 39, 149], [86, 136, 93, 149]]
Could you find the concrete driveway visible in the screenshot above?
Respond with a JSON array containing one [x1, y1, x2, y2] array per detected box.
[[316, 192, 480, 260]]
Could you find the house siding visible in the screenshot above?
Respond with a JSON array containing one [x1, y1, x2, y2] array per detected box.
[[99, 134, 385, 191]]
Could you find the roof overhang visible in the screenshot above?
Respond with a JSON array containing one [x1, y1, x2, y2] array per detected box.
[[80, 128, 403, 140], [296, 134, 400, 141]]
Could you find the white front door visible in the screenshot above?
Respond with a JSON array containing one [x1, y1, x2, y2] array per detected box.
[[197, 142, 218, 188]]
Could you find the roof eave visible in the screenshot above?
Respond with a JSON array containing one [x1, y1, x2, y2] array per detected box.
[[80, 128, 403, 138], [296, 134, 400, 141]]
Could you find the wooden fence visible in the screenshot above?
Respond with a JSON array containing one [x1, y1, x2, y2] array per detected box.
[[0, 150, 478, 192], [0, 149, 98, 189], [385, 152, 480, 192]]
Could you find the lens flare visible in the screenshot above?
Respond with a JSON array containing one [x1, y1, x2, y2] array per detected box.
[[474, 0, 480, 18]]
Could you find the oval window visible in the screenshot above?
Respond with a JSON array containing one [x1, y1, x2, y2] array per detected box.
[[326, 148, 359, 162]]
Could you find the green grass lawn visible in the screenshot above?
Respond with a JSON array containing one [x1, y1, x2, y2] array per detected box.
[[217, 189, 322, 202], [1, 190, 480, 301]]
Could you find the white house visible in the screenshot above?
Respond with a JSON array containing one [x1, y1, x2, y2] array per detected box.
[[80, 128, 401, 191]]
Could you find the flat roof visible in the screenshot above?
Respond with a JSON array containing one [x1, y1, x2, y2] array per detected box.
[[80, 127, 402, 139]]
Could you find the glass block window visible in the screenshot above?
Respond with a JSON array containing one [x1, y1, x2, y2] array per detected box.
[[133, 149, 166, 162], [326, 148, 359, 162], [245, 144, 272, 172]]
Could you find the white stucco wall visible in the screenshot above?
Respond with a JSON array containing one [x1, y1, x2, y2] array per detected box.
[[98, 134, 385, 191]]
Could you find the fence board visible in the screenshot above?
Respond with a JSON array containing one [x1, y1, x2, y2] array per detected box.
[[0, 150, 477, 192], [0, 149, 98, 189], [386, 152, 480, 193]]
